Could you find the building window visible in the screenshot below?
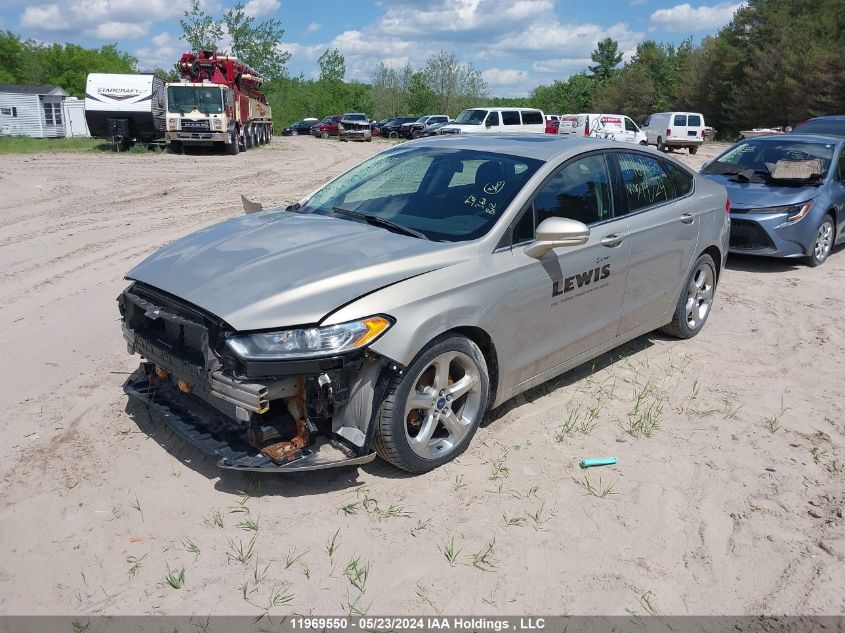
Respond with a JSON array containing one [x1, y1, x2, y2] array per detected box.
[[41, 100, 62, 125], [0, 107, 17, 117]]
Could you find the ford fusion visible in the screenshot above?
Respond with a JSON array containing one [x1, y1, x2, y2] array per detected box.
[[120, 135, 729, 473], [700, 134, 845, 266]]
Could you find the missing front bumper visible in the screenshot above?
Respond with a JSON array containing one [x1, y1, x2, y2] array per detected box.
[[124, 370, 376, 472]]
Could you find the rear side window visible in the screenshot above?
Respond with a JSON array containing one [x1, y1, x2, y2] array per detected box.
[[662, 161, 694, 196], [617, 153, 675, 212], [502, 111, 520, 125], [521, 111, 543, 125], [687, 115, 701, 126], [485, 111, 500, 126], [673, 114, 687, 126]]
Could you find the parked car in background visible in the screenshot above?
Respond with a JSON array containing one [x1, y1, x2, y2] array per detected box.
[[737, 127, 785, 141], [120, 134, 728, 474], [545, 114, 561, 134], [282, 118, 318, 136], [438, 108, 545, 135], [700, 134, 845, 266], [404, 115, 450, 139], [558, 113, 646, 145], [790, 115, 845, 137], [642, 112, 706, 154], [417, 121, 450, 137], [381, 117, 419, 139], [339, 112, 372, 142], [312, 114, 342, 138]]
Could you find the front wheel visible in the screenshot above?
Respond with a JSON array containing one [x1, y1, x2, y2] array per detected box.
[[373, 334, 489, 473], [689, 146, 698, 155], [320, 131, 329, 139], [639, 140, 647, 146], [225, 130, 239, 155], [806, 214, 835, 267], [661, 254, 716, 339]]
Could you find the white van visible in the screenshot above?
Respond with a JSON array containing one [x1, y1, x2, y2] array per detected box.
[[642, 112, 705, 154], [438, 107, 545, 135], [557, 113, 647, 145]]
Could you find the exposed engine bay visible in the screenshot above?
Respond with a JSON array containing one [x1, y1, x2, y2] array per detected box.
[[119, 282, 399, 471]]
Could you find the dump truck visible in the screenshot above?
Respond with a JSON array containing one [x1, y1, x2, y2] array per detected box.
[[165, 50, 272, 155]]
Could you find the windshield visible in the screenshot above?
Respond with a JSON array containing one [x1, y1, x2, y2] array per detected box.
[[454, 110, 488, 125], [167, 86, 223, 114], [299, 146, 543, 242], [702, 140, 835, 178], [792, 119, 845, 137]]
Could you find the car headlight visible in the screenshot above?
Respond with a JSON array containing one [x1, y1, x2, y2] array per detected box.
[[746, 201, 813, 223], [226, 316, 392, 360]]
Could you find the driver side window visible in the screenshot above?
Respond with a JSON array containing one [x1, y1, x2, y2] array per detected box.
[[510, 154, 613, 245], [485, 111, 500, 127]]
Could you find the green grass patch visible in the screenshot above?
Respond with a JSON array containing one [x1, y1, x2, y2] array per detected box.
[[0, 136, 106, 155]]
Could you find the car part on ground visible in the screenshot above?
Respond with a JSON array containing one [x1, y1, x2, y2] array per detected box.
[[120, 134, 729, 474]]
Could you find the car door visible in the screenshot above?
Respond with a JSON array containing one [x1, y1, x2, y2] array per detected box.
[[624, 117, 641, 144], [611, 151, 700, 333], [506, 153, 631, 387]]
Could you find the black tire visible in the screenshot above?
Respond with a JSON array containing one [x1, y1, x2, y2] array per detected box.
[[389, 131, 398, 139], [661, 253, 717, 339], [639, 140, 647, 146], [656, 137, 665, 152], [225, 130, 239, 155], [168, 141, 183, 154], [806, 214, 835, 267], [373, 334, 489, 474], [320, 130, 329, 139], [689, 146, 698, 155]]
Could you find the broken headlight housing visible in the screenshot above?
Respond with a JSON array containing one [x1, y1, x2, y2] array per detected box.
[[226, 316, 392, 360]]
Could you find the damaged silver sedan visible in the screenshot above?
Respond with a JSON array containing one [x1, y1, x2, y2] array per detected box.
[[121, 135, 729, 473]]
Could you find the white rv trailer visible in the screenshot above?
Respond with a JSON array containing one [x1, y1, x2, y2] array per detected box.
[[84, 73, 166, 144]]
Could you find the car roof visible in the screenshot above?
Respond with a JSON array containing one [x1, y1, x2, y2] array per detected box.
[[800, 115, 845, 121], [747, 133, 842, 144], [403, 134, 628, 161]]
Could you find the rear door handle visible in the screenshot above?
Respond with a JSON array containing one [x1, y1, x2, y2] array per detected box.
[[680, 213, 695, 224], [601, 234, 624, 247]]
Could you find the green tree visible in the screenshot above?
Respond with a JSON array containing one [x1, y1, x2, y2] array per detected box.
[[588, 37, 623, 81], [0, 31, 27, 83], [405, 72, 436, 115], [179, 0, 223, 51], [318, 48, 345, 83], [221, 2, 290, 79]]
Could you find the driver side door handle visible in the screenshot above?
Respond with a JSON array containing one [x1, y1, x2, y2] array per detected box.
[[680, 213, 695, 224], [601, 234, 625, 247]]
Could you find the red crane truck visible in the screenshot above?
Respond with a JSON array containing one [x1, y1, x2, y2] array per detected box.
[[165, 50, 273, 155]]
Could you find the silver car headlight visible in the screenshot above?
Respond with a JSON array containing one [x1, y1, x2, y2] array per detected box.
[[745, 201, 813, 223], [226, 316, 393, 360]]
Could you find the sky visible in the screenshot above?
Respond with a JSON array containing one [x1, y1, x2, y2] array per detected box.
[[0, 0, 745, 97]]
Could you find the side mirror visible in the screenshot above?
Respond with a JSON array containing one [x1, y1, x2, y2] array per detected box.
[[524, 217, 590, 258], [485, 118, 494, 128]]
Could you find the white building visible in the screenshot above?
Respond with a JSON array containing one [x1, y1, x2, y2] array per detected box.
[[0, 83, 71, 138]]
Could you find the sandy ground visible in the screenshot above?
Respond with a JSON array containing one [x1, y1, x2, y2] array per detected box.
[[0, 137, 842, 617]]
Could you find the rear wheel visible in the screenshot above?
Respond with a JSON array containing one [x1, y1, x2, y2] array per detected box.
[[373, 334, 489, 473], [661, 254, 716, 339], [806, 214, 835, 267], [389, 131, 399, 139], [639, 140, 647, 146], [689, 146, 698, 155], [657, 136, 666, 152], [168, 141, 183, 154]]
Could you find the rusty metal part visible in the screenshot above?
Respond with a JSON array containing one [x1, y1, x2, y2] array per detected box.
[[259, 378, 311, 463], [177, 379, 192, 393], [155, 365, 169, 380]]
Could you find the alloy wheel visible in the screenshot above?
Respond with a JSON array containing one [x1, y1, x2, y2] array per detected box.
[[403, 350, 483, 460], [814, 220, 834, 262], [685, 263, 714, 330]]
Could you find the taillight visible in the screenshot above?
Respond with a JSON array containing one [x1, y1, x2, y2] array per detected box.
[[725, 198, 731, 214], [666, 128, 672, 137], [585, 121, 590, 136]]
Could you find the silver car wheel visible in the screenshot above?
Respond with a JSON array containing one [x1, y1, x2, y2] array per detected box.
[[814, 220, 833, 261], [403, 350, 482, 460], [685, 263, 714, 330]]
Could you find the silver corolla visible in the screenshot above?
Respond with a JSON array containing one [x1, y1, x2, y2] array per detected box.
[[120, 135, 730, 474]]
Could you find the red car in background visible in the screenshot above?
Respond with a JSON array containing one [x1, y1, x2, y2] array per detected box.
[[311, 115, 342, 138], [545, 114, 561, 134]]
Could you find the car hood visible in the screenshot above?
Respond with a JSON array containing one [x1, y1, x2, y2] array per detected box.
[[701, 174, 821, 209], [127, 210, 473, 331]]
